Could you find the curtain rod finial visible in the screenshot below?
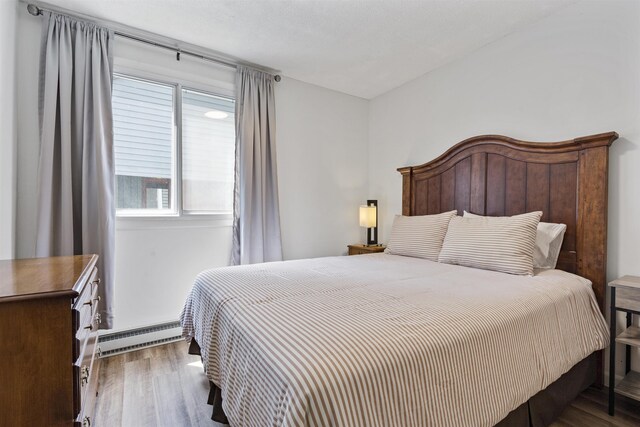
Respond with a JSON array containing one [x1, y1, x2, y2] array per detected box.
[[27, 4, 42, 16], [274, 75, 281, 82]]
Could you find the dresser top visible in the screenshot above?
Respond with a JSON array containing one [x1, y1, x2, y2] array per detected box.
[[0, 255, 98, 303]]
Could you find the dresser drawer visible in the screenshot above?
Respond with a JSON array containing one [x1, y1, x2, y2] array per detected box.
[[73, 272, 100, 361], [75, 285, 99, 337], [73, 267, 98, 311], [73, 323, 99, 418], [75, 355, 100, 427], [72, 268, 101, 420]]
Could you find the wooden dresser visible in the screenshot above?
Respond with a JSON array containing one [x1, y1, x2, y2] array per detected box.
[[0, 255, 101, 426]]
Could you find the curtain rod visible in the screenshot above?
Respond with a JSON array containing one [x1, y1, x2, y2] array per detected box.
[[26, 3, 282, 82]]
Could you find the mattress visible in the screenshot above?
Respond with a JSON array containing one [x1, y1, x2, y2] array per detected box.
[[180, 253, 608, 427]]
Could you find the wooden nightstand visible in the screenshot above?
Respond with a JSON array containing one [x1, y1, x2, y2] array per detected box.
[[609, 275, 640, 415], [348, 244, 386, 256]]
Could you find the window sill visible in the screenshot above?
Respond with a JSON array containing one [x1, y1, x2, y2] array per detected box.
[[116, 214, 233, 230]]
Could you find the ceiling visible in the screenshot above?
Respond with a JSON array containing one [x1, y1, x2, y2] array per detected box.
[[38, 0, 574, 99]]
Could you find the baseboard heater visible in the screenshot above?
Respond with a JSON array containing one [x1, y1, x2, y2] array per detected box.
[[98, 321, 183, 357]]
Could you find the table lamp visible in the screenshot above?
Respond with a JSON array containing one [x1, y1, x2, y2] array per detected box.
[[359, 200, 378, 246]]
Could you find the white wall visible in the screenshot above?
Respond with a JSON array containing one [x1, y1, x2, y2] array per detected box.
[[112, 218, 233, 330], [14, 7, 369, 331], [368, 0, 640, 374], [0, 0, 18, 260], [276, 77, 369, 260]]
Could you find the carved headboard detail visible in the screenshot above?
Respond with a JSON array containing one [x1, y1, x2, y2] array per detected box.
[[397, 132, 618, 314]]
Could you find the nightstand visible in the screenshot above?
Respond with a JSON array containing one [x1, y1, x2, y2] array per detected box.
[[347, 244, 386, 256], [608, 275, 640, 415]]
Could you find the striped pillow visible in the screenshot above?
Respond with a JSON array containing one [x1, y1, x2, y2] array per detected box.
[[463, 211, 567, 269], [384, 211, 457, 261], [438, 211, 542, 275]]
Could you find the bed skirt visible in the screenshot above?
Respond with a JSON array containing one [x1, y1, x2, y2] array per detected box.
[[188, 339, 229, 423], [495, 352, 596, 426], [188, 339, 596, 426]]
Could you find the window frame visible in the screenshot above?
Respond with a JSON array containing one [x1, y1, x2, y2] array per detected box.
[[113, 73, 178, 217], [179, 86, 236, 216], [113, 70, 235, 220]]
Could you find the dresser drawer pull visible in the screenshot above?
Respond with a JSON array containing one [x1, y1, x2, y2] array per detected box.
[[84, 313, 101, 331], [81, 365, 89, 385], [92, 278, 101, 286], [83, 295, 101, 307], [83, 416, 91, 427], [97, 346, 102, 358]]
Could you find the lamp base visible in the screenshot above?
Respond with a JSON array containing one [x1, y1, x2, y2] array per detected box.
[[366, 226, 378, 246]]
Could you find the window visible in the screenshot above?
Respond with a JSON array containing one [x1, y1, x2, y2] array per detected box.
[[182, 90, 235, 213], [112, 75, 235, 216], [113, 76, 175, 213]]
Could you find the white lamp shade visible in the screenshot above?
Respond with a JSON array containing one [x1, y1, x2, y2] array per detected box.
[[359, 205, 377, 228]]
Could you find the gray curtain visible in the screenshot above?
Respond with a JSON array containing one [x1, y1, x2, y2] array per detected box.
[[35, 12, 115, 329], [231, 66, 283, 265]]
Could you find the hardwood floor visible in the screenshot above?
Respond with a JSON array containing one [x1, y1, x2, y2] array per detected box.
[[550, 388, 640, 427], [95, 341, 640, 426], [95, 341, 226, 427]]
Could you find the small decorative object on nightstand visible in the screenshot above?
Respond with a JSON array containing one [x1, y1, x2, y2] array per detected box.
[[608, 275, 640, 416], [348, 244, 386, 256]]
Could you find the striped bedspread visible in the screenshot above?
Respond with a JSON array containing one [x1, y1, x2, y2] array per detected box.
[[180, 254, 608, 427]]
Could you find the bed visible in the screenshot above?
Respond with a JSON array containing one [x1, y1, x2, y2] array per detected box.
[[181, 132, 618, 426]]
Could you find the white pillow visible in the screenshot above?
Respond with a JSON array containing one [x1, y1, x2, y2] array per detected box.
[[384, 211, 457, 261], [463, 211, 566, 269], [439, 211, 542, 276]]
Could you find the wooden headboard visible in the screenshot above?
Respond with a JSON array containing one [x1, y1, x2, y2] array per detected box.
[[398, 132, 618, 314]]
